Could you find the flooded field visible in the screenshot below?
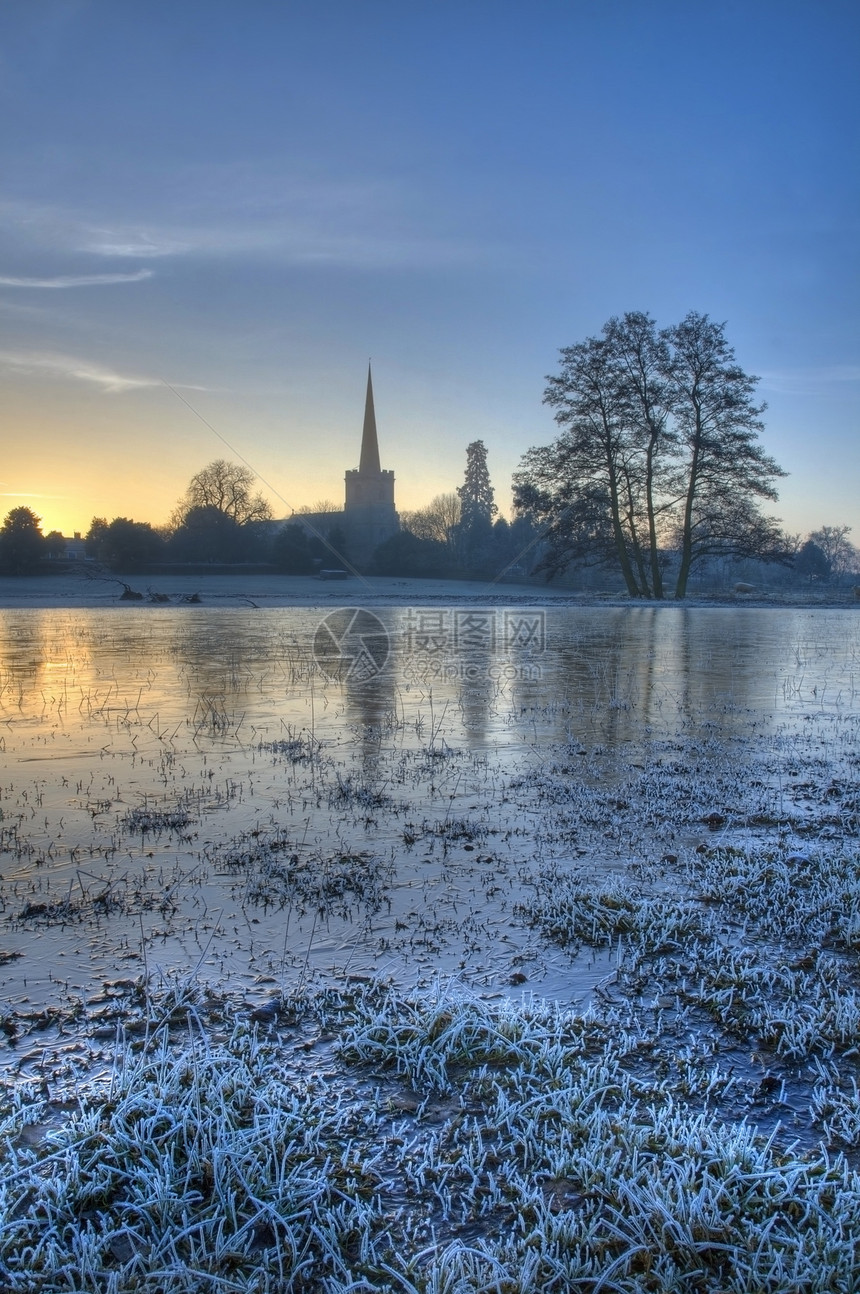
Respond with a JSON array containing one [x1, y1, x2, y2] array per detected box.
[[0, 604, 854, 1012], [1, 604, 859, 1291]]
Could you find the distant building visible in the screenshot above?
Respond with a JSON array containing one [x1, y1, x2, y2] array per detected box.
[[64, 532, 88, 560], [292, 365, 399, 568], [343, 365, 399, 558], [45, 532, 89, 561]]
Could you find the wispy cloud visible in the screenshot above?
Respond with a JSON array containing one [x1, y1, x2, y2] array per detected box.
[[0, 491, 68, 499], [0, 269, 154, 288], [79, 213, 480, 268], [0, 168, 489, 270], [760, 365, 860, 395], [77, 232, 188, 259], [0, 349, 159, 393], [0, 349, 210, 395]]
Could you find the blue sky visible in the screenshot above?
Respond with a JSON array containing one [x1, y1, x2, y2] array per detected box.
[[0, 0, 857, 538]]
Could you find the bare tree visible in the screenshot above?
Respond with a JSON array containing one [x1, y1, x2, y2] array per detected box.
[[606, 312, 675, 598], [667, 313, 785, 599], [295, 499, 341, 515], [517, 311, 787, 598], [531, 332, 646, 595], [809, 525, 857, 578], [402, 492, 461, 546], [173, 460, 273, 527]]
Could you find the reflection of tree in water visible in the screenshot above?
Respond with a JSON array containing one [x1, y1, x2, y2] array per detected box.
[[454, 646, 494, 746], [509, 608, 794, 752], [3, 606, 854, 770], [343, 661, 398, 773], [508, 609, 658, 749], [661, 609, 762, 734], [168, 616, 314, 719]]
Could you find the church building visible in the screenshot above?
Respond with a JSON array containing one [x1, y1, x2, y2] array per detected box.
[[293, 365, 399, 569], [343, 365, 398, 560]]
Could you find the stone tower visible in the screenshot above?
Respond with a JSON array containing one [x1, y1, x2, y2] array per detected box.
[[343, 365, 398, 559]]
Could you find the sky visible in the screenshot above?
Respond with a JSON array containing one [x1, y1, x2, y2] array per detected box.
[[0, 0, 857, 540]]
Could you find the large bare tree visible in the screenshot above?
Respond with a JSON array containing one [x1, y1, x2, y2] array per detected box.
[[524, 326, 648, 596], [666, 313, 785, 599], [516, 311, 786, 599], [173, 460, 273, 527]]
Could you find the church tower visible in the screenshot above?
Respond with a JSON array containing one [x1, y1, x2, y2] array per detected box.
[[344, 365, 398, 559]]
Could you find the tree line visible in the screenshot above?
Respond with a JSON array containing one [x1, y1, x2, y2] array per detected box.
[[2, 314, 857, 591], [0, 443, 530, 580], [376, 439, 537, 579]]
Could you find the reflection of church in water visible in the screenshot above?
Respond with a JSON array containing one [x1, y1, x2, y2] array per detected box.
[[298, 365, 399, 567]]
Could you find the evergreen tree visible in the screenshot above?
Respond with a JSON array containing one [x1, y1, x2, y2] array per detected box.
[[169, 506, 243, 563], [455, 441, 497, 568], [0, 507, 44, 574], [44, 530, 67, 558], [457, 441, 497, 531], [796, 539, 831, 584], [86, 517, 109, 559], [808, 525, 857, 579]]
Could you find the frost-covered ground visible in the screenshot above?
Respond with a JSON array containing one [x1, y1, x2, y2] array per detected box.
[[0, 601, 858, 1290], [0, 569, 577, 609], [1, 567, 857, 608]]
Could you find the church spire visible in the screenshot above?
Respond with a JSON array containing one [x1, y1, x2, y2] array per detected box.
[[359, 363, 381, 475]]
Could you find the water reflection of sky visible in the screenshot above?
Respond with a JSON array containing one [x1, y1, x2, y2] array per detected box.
[[0, 606, 857, 1013], [1, 607, 857, 742]]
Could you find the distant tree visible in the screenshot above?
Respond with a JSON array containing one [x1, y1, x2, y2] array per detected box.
[[322, 525, 351, 570], [489, 515, 540, 578], [796, 539, 831, 584], [453, 441, 497, 568], [500, 513, 544, 578], [86, 517, 109, 559], [373, 531, 450, 577], [514, 463, 618, 582], [402, 493, 461, 547], [781, 533, 804, 559], [271, 523, 314, 574], [0, 507, 44, 574], [96, 518, 164, 572], [44, 530, 67, 559], [240, 520, 275, 563], [457, 441, 497, 532], [809, 525, 857, 579], [295, 500, 341, 515], [173, 460, 273, 527], [169, 506, 243, 563]]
